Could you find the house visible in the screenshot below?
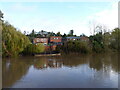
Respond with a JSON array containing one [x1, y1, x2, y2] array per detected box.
[[80, 36, 89, 42], [49, 36, 62, 45], [33, 37, 48, 45], [66, 37, 81, 41], [63, 37, 81, 42], [62, 36, 89, 43]]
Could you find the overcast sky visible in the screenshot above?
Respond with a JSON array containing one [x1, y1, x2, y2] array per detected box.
[[0, 1, 118, 36]]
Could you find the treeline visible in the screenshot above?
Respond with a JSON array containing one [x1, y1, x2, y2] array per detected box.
[[56, 28, 120, 54], [56, 41, 91, 54], [1, 10, 120, 57], [89, 28, 120, 53], [2, 21, 120, 57]]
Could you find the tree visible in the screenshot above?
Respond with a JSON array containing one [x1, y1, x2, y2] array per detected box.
[[110, 28, 120, 51], [89, 31, 105, 53], [2, 21, 31, 57], [56, 32, 61, 36], [63, 33, 67, 37], [102, 32, 111, 52], [31, 29, 35, 37], [68, 30, 74, 36], [80, 33, 86, 37], [58, 40, 90, 54], [24, 31, 26, 35], [0, 10, 3, 20], [0, 10, 3, 56], [23, 43, 45, 55], [27, 29, 36, 43]]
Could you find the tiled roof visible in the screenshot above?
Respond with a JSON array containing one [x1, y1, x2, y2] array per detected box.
[[66, 37, 80, 39]]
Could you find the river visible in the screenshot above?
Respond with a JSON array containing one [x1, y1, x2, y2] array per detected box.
[[2, 53, 119, 88]]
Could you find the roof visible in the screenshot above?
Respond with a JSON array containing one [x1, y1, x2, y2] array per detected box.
[[34, 37, 48, 39], [50, 36, 62, 37], [66, 37, 80, 39]]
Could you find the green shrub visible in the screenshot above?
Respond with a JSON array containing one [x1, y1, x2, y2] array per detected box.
[[59, 41, 90, 54], [23, 43, 45, 55]]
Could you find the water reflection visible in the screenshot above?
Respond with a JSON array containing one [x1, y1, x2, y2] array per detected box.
[[89, 53, 119, 72], [2, 53, 119, 88], [34, 58, 63, 69], [2, 57, 32, 88]]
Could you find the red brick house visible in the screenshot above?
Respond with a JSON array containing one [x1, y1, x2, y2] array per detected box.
[[33, 38, 48, 45], [49, 36, 62, 45], [50, 36, 62, 43]]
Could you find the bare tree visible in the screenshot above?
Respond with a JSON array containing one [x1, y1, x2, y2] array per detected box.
[[0, 10, 3, 20], [89, 20, 109, 35], [88, 20, 99, 35]]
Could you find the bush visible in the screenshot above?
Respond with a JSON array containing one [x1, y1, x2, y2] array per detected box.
[[59, 41, 91, 54], [23, 43, 45, 55], [92, 41, 104, 53]]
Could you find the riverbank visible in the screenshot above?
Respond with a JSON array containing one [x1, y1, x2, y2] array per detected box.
[[34, 53, 61, 57]]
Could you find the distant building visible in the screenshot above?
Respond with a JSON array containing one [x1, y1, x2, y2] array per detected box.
[[49, 36, 62, 45], [80, 36, 89, 42], [33, 37, 48, 45], [64, 37, 81, 42], [62, 36, 89, 43]]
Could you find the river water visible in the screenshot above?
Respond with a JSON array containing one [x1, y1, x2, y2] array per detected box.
[[2, 53, 119, 88]]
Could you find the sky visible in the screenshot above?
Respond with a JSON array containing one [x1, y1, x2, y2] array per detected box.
[[0, 1, 118, 36]]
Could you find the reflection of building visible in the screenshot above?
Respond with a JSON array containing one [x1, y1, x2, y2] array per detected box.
[[48, 60, 62, 68], [34, 59, 63, 69], [33, 38, 48, 45]]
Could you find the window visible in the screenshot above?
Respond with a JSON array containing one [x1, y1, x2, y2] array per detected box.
[[37, 39, 40, 42]]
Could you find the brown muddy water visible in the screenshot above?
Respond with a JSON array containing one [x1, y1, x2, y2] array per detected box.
[[2, 53, 119, 88]]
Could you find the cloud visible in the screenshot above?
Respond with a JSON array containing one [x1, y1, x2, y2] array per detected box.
[[10, 3, 38, 12], [86, 2, 118, 31]]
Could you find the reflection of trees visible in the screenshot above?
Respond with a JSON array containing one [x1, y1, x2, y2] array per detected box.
[[89, 54, 103, 71], [62, 55, 90, 67], [89, 53, 119, 72], [2, 57, 33, 88], [34, 57, 48, 69], [3, 53, 119, 88], [33, 53, 119, 73], [33, 55, 90, 70], [110, 53, 119, 72]]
